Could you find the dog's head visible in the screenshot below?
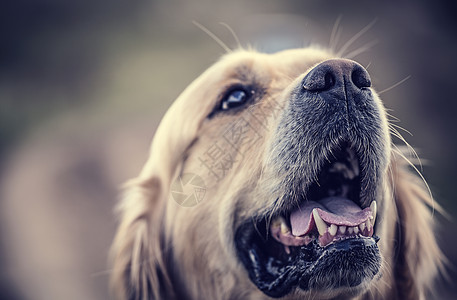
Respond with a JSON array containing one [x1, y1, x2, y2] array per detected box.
[[111, 48, 443, 300]]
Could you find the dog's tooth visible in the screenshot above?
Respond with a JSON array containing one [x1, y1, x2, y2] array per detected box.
[[312, 209, 327, 236], [339, 225, 347, 234], [329, 224, 337, 236], [353, 226, 359, 234], [348, 227, 354, 234], [280, 217, 290, 234], [272, 216, 282, 228], [359, 222, 366, 232], [370, 201, 377, 227], [366, 219, 372, 231]]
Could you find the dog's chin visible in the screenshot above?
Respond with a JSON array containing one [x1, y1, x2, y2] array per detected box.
[[234, 145, 382, 298]]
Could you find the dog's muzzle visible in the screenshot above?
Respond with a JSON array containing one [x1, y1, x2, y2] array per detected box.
[[235, 59, 386, 298]]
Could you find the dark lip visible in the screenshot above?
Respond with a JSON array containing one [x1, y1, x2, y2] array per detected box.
[[235, 217, 381, 298]]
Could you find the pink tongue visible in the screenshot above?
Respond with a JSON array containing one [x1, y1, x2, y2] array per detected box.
[[290, 197, 371, 236]]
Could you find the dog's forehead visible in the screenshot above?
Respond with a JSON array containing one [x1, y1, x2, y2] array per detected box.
[[217, 48, 333, 81], [270, 48, 334, 75]]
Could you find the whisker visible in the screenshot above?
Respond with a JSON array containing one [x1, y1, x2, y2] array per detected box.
[[388, 160, 404, 265], [386, 118, 400, 125], [337, 18, 377, 57], [377, 75, 411, 95], [389, 125, 421, 169], [365, 61, 372, 70], [391, 145, 439, 218], [329, 15, 343, 52], [344, 40, 378, 59], [385, 111, 400, 122], [390, 122, 413, 137], [389, 128, 405, 141], [219, 22, 242, 49], [192, 21, 231, 53], [333, 29, 342, 55]]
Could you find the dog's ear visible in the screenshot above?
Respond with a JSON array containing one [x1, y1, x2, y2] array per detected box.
[[110, 176, 173, 300], [389, 150, 445, 299], [109, 79, 210, 299]]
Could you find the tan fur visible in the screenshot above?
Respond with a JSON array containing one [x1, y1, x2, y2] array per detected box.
[[110, 48, 444, 300]]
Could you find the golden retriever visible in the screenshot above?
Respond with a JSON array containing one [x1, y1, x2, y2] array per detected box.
[[110, 47, 444, 299]]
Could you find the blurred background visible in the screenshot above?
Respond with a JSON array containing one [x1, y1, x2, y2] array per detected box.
[[1, 0, 456, 299]]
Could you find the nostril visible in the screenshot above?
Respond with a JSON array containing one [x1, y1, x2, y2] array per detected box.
[[303, 69, 336, 92], [351, 66, 371, 89]]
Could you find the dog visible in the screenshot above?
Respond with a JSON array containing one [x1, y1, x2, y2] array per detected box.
[[110, 47, 444, 299]]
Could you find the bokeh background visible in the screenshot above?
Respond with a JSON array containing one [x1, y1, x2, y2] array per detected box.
[[1, 1, 456, 299]]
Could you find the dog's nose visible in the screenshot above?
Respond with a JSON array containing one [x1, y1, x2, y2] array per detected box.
[[303, 59, 371, 93]]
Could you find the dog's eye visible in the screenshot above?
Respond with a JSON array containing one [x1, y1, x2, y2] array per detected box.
[[221, 89, 249, 111]]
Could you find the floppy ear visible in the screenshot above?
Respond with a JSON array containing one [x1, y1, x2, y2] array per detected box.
[[389, 150, 445, 299], [110, 176, 173, 300]]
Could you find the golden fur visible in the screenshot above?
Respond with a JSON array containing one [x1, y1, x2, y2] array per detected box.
[[110, 48, 444, 299]]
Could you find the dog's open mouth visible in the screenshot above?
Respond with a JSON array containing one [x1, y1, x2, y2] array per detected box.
[[271, 145, 377, 251], [235, 144, 381, 298]]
